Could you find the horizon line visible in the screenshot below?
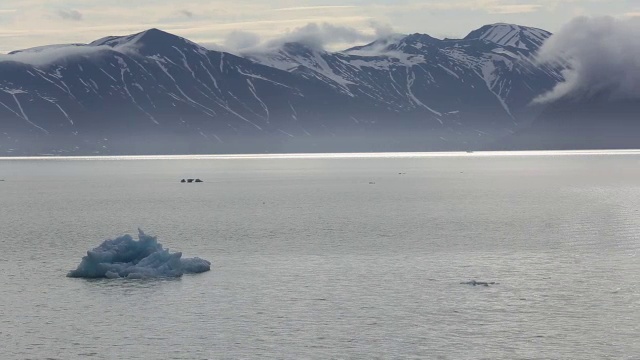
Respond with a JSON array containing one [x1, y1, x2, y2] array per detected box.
[[2, 149, 640, 161]]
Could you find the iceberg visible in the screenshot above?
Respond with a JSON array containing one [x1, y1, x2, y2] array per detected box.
[[67, 229, 211, 279]]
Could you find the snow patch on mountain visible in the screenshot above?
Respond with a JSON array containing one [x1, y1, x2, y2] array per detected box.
[[247, 43, 355, 93], [465, 23, 550, 50]]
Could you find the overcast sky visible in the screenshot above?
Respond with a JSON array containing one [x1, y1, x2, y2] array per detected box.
[[0, 0, 637, 52]]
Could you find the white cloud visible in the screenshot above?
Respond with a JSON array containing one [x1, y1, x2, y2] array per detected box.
[[179, 10, 194, 18], [57, 9, 82, 21], [534, 16, 640, 103], [217, 21, 394, 53], [489, 4, 542, 14], [224, 30, 260, 50], [274, 6, 357, 12], [0, 44, 110, 66], [265, 22, 377, 50]]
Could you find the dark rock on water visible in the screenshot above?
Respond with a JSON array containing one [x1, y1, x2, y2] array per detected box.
[[181, 179, 186, 183], [195, 179, 203, 183], [461, 280, 497, 287]]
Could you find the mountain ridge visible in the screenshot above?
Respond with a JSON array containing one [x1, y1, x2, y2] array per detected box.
[[0, 23, 564, 155]]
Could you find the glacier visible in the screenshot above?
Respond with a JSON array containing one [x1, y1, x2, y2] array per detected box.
[[67, 229, 211, 279]]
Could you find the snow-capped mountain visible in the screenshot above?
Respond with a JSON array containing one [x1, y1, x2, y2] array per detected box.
[[0, 24, 563, 155], [464, 23, 550, 50], [241, 24, 563, 148]]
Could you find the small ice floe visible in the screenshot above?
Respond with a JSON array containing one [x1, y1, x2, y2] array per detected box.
[[67, 229, 211, 279], [461, 280, 497, 287]]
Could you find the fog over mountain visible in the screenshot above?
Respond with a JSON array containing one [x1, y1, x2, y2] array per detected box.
[[0, 19, 632, 155], [500, 17, 640, 150], [535, 16, 640, 103]]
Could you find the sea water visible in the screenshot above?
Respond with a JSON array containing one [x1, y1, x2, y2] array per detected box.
[[0, 152, 638, 359]]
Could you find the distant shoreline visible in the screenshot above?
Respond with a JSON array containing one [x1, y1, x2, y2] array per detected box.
[[2, 149, 640, 161]]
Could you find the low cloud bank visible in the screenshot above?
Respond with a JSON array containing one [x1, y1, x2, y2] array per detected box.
[[2, 21, 394, 65], [1, 45, 112, 67], [535, 16, 640, 103], [224, 31, 262, 51], [222, 21, 395, 53], [67, 229, 211, 279], [1, 38, 142, 67], [265, 22, 374, 49]]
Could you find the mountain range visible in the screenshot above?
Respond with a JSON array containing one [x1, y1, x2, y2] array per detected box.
[[0, 23, 581, 155]]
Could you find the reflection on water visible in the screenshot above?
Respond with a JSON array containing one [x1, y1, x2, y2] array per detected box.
[[82, 277, 183, 288]]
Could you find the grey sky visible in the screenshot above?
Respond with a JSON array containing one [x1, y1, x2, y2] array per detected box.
[[0, 0, 637, 52]]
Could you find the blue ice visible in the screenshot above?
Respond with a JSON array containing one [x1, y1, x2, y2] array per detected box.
[[67, 229, 211, 279]]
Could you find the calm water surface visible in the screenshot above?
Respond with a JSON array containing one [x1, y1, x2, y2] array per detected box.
[[1, 152, 639, 359]]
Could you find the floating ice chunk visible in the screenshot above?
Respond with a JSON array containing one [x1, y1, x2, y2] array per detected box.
[[67, 229, 211, 279], [180, 257, 212, 274]]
